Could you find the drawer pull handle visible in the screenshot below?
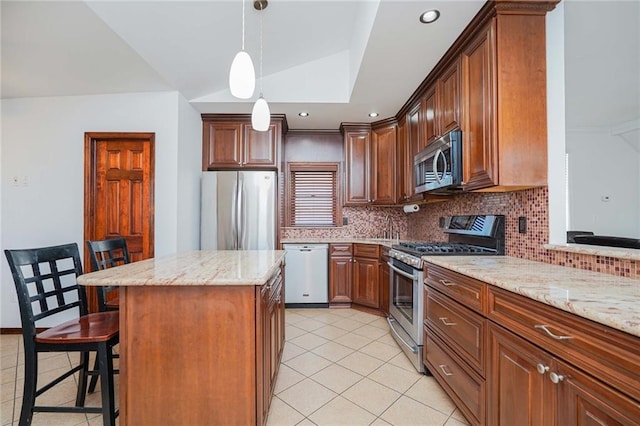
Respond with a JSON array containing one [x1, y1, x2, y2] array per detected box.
[[439, 279, 455, 287], [439, 317, 457, 326], [536, 363, 549, 375], [549, 372, 564, 384], [534, 325, 573, 340], [438, 364, 453, 377]]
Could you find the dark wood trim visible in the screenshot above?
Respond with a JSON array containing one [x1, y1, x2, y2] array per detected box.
[[1, 327, 47, 334], [201, 113, 289, 133], [339, 122, 372, 135], [371, 116, 398, 130]]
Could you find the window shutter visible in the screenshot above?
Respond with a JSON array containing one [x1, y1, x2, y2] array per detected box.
[[286, 163, 341, 227]]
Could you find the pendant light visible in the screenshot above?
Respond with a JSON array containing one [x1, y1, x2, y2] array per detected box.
[[251, 0, 270, 131], [229, 0, 255, 99]]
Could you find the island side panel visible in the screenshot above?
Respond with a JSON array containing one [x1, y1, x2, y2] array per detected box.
[[119, 285, 257, 425]]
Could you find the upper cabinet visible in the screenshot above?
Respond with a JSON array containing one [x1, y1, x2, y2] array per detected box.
[[438, 59, 461, 137], [342, 122, 398, 206], [202, 115, 286, 170], [460, 6, 551, 191]]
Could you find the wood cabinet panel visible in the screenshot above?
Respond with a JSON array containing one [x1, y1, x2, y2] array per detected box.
[[439, 59, 461, 135], [371, 125, 397, 204], [426, 290, 485, 375], [487, 322, 555, 426], [244, 123, 278, 167], [344, 131, 371, 204], [353, 243, 379, 259], [379, 247, 390, 316], [425, 263, 487, 314], [425, 330, 486, 426], [352, 257, 379, 309], [488, 286, 640, 404], [203, 122, 243, 169], [423, 86, 438, 146], [329, 244, 353, 305]]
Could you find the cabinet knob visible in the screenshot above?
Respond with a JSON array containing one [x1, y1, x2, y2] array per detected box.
[[536, 363, 549, 375], [549, 372, 564, 384]]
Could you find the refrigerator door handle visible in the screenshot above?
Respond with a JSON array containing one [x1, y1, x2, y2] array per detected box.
[[236, 173, 243, 250]]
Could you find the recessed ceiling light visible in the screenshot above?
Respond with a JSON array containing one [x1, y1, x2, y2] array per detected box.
[[368, 112, 379, 118], [420, 9, 440, 24], [298, 112, 309, 117]]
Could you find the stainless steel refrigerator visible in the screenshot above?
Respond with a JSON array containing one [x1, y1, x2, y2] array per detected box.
[[200, 171, 276, 250]]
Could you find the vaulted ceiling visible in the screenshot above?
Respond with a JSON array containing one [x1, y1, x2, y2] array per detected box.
[[1, 1, 637, 131]]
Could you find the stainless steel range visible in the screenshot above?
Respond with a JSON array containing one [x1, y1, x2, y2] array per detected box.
[[387, 214, 505, 373]]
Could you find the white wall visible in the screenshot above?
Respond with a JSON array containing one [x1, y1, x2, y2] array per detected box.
[[176, 94, 203, 251], [566, 129, 640, 238], [1, 91, 202, 327]]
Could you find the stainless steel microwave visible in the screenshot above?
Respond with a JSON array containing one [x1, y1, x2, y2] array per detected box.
[[414, 130, 462, 194]]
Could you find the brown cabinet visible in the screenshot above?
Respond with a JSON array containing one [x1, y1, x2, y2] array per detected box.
[[425, 260, 640, 426], [488, 322, 640, 426], [329, 244, 353, 305], [342, 123, 397, 205], [352, 244, 380, 309], [423, 85, 438, 146], [399, 104, 423, 204], [259, 264, 285, 426], [202, 115, 284, 170], [424, 263, 488, 425], [438, 59, 461, 136], [461, 15, 547, 191], [371, 124, 397, 205]]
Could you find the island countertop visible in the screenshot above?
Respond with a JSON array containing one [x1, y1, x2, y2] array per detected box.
[[78, 250, 286, 286], [422, 255, 640, 338]]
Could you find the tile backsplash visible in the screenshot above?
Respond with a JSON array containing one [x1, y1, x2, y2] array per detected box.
[[281, 187, 638, 279]]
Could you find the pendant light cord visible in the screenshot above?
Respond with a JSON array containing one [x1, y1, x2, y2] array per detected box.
[[241, 0, 246, 50], [259, 5, 263, 96]]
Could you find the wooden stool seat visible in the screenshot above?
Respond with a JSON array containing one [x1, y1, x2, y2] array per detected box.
[[36, 311, 119, 344]]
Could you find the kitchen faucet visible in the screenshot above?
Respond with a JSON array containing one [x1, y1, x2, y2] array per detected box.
[[383, 214, 399, 241]]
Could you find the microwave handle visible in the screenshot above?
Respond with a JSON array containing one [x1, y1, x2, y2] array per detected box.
[[432, 149, 447, 184]]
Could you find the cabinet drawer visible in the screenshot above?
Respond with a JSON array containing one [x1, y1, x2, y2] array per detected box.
[[488, 286, 640, 403], [426, 290, 485, 376], [425, 263, 486, 314], [353, 243, 379, 258], [425, 328, 485, 426], [329, 244, 352, 256]]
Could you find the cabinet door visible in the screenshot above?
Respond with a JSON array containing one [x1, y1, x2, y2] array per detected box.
[[352, 257, 379, 309], [556, 359, 640, 425], [329, 256, 352, 304], [243, 123, 277, 168], [439, 59, 461, 135], [397, 118, 411, 202], [488, 323, 555, 426], [203, 122, 243, 169], [371, 125, 397, 205], [344, 131, 371, 204], [461, 21, 498, 190], [260, 284, 271, 425], [423, 85, 438, 146], [403, 104, 422, 203]]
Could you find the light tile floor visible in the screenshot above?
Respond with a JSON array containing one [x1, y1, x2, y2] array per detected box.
[[1, 308, 469, 426]]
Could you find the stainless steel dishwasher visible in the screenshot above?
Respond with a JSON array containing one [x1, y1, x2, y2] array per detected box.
[[283, 244, 328, 307]]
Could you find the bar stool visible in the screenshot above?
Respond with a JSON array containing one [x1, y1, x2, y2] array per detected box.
[[4, 242, 119, 426]]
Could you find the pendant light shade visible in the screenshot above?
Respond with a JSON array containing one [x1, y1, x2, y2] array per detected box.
[[251, 96, 270, 131], [229, 51, 255, 99]]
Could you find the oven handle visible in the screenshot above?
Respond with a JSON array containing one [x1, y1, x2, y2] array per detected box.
[[387, 316, 418, 354], [387, 261, 418, 280]]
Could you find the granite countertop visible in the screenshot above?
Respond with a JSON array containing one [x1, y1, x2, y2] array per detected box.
[[78, 250, 286, 287], [280, 238, 399, 247], [422, 256, 640, 338], [544, 243, 640, 260]]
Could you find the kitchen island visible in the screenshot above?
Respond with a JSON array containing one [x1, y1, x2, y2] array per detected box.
[[78, 250, 286, 426]]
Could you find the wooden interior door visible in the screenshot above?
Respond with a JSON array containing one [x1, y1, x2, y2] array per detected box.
[[84, 132, 155, 312]]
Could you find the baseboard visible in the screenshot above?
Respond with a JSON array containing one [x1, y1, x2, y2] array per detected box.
[[285, 303, 329, 309]]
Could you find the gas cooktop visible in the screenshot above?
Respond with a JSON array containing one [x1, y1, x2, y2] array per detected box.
[[394, 241, 498, 256]]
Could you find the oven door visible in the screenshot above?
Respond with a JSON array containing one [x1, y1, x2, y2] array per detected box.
[[387, 258, 423, 346]]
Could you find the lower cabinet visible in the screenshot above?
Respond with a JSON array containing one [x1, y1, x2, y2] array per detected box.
[[259, 264, 285, 426], [379, 246, 390, 316], [352, 244, 381, 309], [329, 244, 353, 305], [488, 322, 640, 426], [424, 261, 640, 426]]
